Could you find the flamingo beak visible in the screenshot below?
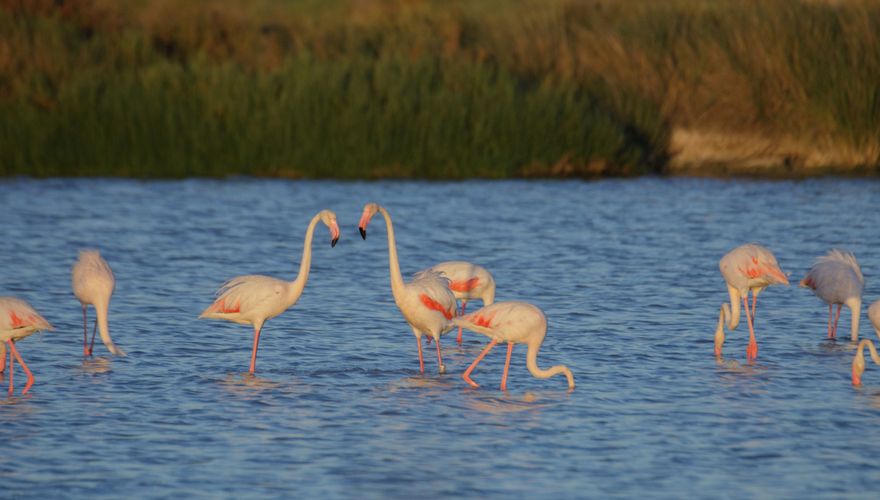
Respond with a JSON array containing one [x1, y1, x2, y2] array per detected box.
[[853, 372, 862, 386], [330, 222, 340, 248], [358, 208, 373, 240], [769, 266, 789, 285]]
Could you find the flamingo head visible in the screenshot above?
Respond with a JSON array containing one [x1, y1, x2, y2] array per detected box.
[[853, 349, 866, 386], [358, 202, 380, 240], [319, 209, 340, 247]]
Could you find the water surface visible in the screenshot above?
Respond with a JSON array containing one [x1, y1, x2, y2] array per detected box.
[[1, 178, 879, 498]]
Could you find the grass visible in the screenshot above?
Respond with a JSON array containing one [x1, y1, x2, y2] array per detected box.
[[0, 0, 878, 178]]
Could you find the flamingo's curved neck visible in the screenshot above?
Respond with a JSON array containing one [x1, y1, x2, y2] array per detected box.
[[858, 339, 880, 365], [290, 213, 322, 301], [94, 300, 123, 355], [378, 206, 406, 300], [526, 339, 575, 389]]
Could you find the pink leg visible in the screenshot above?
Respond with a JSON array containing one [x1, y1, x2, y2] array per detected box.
[[416, 336, 425, 374], [751, 292, 758, 326], [82, 306, 89, 356], [88, 320, 98, 356], [434, 336, 445, 373], [248, 327, 261, 374], [832, 304, 842, 339], [463, 339, 497, 388], [7, 341, 13, 396], [456, 302, 467, 344], [8, 341, 33, 395], [500, 343, 514, 391], [743, 295, 758, 361], [0, 344, 5, 373], [828, 303, 834, 339]]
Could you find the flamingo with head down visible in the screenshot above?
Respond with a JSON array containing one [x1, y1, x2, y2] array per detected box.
[[454, 301, 574, 391], [0, 297, 53, 395], [429, 261, 495, 344], [714, 243, 789, 361], [799, 249, 863, 341], [200, 209, 340, 374], [359, 203, 457, 374], [852, 300, 880, 386], [72, 249, 126, 356]]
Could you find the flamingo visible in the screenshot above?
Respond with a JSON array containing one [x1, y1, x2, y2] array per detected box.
[[358, 203, 457, 374], [714, 243, 789, 361], [72, 250, 125, 356], [429, 261, 495, 344], [851, 300, 880, 386], [453, 301, 574, 390], [200, 209, 340, 374], [0, 297, 53, 395], [799, 249, 863, 341]]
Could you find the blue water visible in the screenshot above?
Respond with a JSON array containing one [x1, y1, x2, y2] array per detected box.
[[1, 178, 879, 498]]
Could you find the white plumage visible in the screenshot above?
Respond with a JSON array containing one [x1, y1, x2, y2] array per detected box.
[[0, 296, 53, 395], [800, 249, 864, 341], [429, 260, 496, 344], [72, 250, 125, 356], [358, 203, 457, 374]]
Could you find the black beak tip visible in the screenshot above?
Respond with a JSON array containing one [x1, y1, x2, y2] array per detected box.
[[359, 227, 366, 240], [331, 238, 339, 248]]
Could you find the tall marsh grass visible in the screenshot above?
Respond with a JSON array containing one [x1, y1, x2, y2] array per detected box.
[[1, 0, 878, 177]]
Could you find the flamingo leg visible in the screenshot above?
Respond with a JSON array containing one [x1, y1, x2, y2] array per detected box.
[[463, 339, 497, 388], [751, 292, 758, 326], [0, 342, 6, 373], [88, 319, 98, 356], [435, 337, 446, 374], [828, 303, 834, 339], [416, 336, 425, 374], [743, 295, 758, 361], [8, 341, 33, 395], [7, 341, 13, 396], [456, 301, 467, 344], [832, 304, 843, 339], [248, 327, 261, 375], [500, 343, 514, 391], [82, 305, 89, 356]]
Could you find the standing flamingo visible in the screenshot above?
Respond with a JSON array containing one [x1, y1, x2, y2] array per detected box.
[[851, 300, 880, 386], [453, 301, 574, 390], [799, 249, 863, 341], [0, 297, 53, 395], [429, 261, 495, 344], [358, 203, 457, 374], [72, 250, 126, 356], [714, 243, 789, 361], [200, 209, 340, 374]]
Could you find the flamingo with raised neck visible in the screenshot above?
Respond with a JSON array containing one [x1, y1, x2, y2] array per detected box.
[[358, 202, 457, 374], [200, 209, 339, 374]]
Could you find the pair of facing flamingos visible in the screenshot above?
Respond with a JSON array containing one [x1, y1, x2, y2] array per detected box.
[[0, 203, 575, 396], [715, 244, 880, 386]]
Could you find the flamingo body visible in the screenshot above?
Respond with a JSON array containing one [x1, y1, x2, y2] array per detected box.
[[359, 203, 456, 374], [72, 250, 125, 356], [800, 249, 863, 341], [429, 261, 496, 343], [200, 209, 339, 374], [714, 243, 789, 360], [453, 301, 575, 390], [0, 297, 53, 395]]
